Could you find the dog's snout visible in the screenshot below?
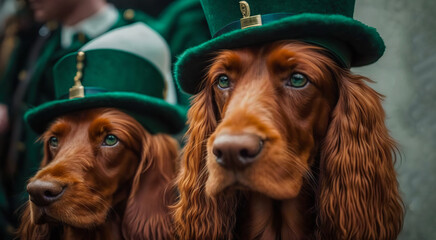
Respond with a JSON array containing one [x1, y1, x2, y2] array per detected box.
[[212, 134, 263, 170], [27, 180, 65, 207]]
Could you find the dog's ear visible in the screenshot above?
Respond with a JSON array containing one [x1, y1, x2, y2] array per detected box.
[[317, 72, 404, 239], [122, 132, 178, 240], [17, 203, 51, 240]]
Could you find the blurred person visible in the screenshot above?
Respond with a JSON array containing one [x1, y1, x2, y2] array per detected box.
[[0, 2, 38, 238], [0, 0, 153, 238], [0, 0, 26, 79]]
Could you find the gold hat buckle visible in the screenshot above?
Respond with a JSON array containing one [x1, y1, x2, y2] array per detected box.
[[239, 1, 262, 29]]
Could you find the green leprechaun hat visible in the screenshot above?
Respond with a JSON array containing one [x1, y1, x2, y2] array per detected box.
[[25, 22, 186, 134], [175, 0, 386, 94]]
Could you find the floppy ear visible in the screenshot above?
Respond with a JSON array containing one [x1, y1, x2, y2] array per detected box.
[[173, 90, 237, 239], [317, 72, 404, 239], [122, 132, 179, 240]]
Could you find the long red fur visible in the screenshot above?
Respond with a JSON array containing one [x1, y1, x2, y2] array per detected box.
[[173, 41, 403, 239], [18, 108, 178, 240], [316, 72, 403, 239]]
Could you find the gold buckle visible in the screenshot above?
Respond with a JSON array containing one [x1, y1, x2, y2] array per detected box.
[[239, 1, 262, 29]]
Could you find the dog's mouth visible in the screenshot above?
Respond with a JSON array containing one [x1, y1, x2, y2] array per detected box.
[[31, 205, 60, 225], [204, 169, 255, 196], [206, 171, 303, 201], [231, 181, 249, 190], [30, 197, 110, 228], [224, 179, 250, 192], [27, 184, 110, 227]]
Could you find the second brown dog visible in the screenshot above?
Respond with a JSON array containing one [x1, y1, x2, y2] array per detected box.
[[19, 108, 178, 240]]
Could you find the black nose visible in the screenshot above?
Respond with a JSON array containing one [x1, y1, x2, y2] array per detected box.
[[27, 180, 65, 207], [212, 134, 263, 170]]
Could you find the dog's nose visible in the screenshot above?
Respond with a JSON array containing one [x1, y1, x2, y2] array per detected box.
[[212, 134, 263, 170], [27, 180, 65, 207]]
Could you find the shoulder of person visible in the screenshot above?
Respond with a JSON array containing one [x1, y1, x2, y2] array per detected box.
[[119, 8, 157, 27]]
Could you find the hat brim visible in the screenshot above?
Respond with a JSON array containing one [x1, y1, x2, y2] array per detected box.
[[176, 13, 385, 94], [25, 92, 187, 135]]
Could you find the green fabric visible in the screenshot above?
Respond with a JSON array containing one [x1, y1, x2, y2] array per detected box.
[[54, 50, 165, 100], [157, 0, 210, 59], [202, 0, 355, 37], [155, 0, 211, 106], [174, 0, 385, 95]]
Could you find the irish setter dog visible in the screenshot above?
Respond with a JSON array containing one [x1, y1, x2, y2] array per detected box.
[[18, 108, 178, 240], [174, 41, 404, 239]]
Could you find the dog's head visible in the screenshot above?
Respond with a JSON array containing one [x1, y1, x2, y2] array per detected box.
[[20, 108, 178, 239], [204, 41, 338, 199], [175, 41, 403, 239]]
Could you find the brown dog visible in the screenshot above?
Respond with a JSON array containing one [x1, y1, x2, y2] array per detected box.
[[19, 108, 178, 240], [174, 41, 404, 239]]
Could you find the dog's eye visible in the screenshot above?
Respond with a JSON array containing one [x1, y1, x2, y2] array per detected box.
[[48, 136, 59, 148], [286, 73, 308, 88], [102, 134, 118, 146], [217, 74, 230, 89]]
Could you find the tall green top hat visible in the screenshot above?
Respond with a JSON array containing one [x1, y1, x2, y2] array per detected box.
[[175, 0, 386, 94], [25, 22, 186, 134]]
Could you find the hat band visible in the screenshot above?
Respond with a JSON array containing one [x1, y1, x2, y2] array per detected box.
[[60, 87, 108, 99], [212, 12, 352, 68], [213, 13, 292, 38]]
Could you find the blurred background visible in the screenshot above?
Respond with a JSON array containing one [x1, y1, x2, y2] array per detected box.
[[353, 0, 436, 239], [0, 0, 435, 239]]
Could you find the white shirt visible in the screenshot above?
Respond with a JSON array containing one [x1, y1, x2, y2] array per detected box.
[[61, 4, 118, 49]]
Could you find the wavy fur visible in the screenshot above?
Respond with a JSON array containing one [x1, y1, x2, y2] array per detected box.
[[172, 91, 240, 239], [316, 72, 404, 239]]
